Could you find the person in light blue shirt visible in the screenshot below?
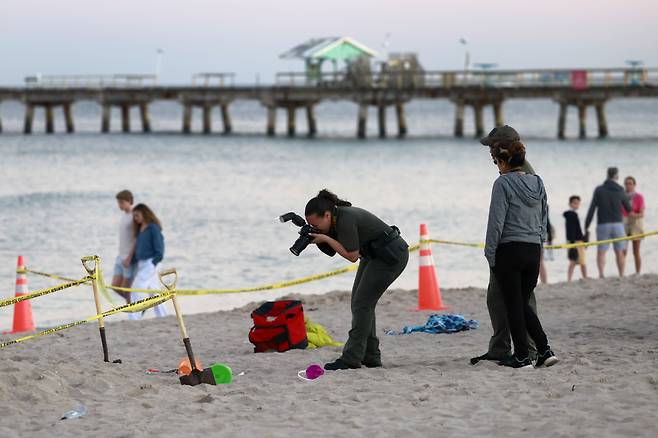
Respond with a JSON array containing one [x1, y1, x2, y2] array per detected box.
[[128, 203, 167, 320]]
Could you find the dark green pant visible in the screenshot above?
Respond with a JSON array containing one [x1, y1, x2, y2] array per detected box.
[[487, 268, 538, 359], [340, 241, 409, 366]]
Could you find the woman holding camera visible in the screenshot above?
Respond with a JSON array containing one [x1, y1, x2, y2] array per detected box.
[[485, 142, 558, 369], [305, 189, 409, 371]]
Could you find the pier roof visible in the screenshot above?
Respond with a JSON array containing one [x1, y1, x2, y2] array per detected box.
[[280, 36, 378, 61]]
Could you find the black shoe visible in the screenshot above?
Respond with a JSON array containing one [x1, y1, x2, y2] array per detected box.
[[362, 359, 383, 368], [324, 359, 361, 371], [535, 349, 559, 368], [497, 355, 534, 369], [470, 352, 505, 365]]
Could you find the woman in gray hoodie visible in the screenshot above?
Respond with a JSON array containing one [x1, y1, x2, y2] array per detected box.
[[485, 141, 558, 369]]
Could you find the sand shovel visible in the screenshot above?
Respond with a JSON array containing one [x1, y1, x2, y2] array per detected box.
[[81, 256, 121, 363], [158, 268, 219, 386]]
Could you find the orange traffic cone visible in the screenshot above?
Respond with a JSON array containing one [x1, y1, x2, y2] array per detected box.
[[11, 255, 35, 333], [417, 224, 448, 311]]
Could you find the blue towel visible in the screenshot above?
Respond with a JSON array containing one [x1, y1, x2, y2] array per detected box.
[[386, 314, 478, 335]]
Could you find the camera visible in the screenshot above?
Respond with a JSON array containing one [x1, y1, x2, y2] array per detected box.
[[279, 212, 321, 256]]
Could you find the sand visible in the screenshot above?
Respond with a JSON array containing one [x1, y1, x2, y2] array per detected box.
[[1, 274, 657, 438]]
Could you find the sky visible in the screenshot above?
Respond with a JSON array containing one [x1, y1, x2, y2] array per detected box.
[[1, 0, 657, 85]]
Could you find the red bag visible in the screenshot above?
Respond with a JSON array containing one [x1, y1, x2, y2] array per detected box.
[[249, 300, 308, 353]]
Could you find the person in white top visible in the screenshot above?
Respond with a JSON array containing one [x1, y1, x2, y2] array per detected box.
[[112, 190, 137, 303]]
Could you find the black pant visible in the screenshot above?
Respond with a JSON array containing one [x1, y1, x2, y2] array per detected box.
[[493, 242, 549, 359]]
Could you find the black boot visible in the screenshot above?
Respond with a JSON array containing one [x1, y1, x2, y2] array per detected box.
[[324, 359, 361, 371], [362, 358, 383, 368]]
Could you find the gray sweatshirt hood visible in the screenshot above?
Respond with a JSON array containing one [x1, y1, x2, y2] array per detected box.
[[499, 172, 545, 207]]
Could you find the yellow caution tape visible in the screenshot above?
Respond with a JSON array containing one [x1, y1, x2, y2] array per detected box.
[[14, 230, 656, 299], [0, 276, 92, 308], [0, 292, 174, 349], [18, 268, 87, 284]]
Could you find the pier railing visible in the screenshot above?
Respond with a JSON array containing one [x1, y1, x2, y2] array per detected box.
[[191, 73, 236, 87], [24, 74, 158, 88], [275, 67, 658, 89]]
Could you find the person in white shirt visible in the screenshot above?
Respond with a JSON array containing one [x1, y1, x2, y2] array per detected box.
[[112, 190, 136, 303]]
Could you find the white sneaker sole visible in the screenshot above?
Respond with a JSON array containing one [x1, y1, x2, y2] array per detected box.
[[543, 356, 559, 367]]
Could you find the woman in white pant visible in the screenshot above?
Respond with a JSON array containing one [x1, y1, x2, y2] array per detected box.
[[129, 203, 168, 320]]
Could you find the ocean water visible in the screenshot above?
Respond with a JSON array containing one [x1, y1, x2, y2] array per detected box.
[[1, 98, 657, 329]]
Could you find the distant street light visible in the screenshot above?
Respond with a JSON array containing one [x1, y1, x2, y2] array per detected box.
[[155, 48, 164, 84], [459, 38, 470, 72], [625, 60, 643, 69]]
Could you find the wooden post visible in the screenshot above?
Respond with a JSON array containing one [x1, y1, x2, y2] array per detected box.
[[395, 102, 407, 137], [139, 103, 151, 133], [287, 105, 296, 137], [306, 103, 317, 137], [63, 103, 75, 133], [595, 101, 608, 138], [578, 103, 587, 139], [0, 114, 2, 133], [493, 101, 504, 126], [23, 104, 34, 134], [266, 106, 276, 136], [357, 104, 368, 139], [453, 101, 464, 137], [202, 104, 212, 134], [45, 104, 55, 134], [473, 103, 484, 138], [101, 104, 111, 133], [378, 105, 387, 138], [220, 103, 232, 134], [121, 104, 131, 133], [557, 102, 567, 140]]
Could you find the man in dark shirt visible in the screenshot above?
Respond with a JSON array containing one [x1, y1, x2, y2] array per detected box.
[[584, 167, 632, 278], [563, 195, 588, 282]]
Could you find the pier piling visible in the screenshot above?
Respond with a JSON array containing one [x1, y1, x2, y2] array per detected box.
[[595, 102, 608, 138], [454, 101, 464, 137], [140, 103, 151, 133], [202, 104, 212, 134], [182, 104, 192, 134], [63, 103, 74, 133], [578, 103, 587, 139], [474, 103, 484, 138], [101, 105, 111, 133], [45, 104, 54, 134], [378, 105, 387, 138], [557, 102, 567, 140], [23, 104, 34, 134], [220, 103, 232, 134], [493, 101, 504, 127], [266, 107, 276, 136], [121, 104, 131, 133], [357, 104, 368, 139], [396, 102, 407, 137], [287, 106, 296, 137], [306, 104, 317, 137]]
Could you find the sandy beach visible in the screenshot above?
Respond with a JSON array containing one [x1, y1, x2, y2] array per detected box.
[[1, 274, 657, 438]]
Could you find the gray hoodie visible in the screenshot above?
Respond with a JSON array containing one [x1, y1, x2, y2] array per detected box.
[[485, 172, 548, 267], [584, 179, 631, 229]]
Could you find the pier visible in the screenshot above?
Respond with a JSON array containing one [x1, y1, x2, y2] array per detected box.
[[0, 68, 656, 139]]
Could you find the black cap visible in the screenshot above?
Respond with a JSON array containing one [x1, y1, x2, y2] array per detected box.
[[480, 125, 520, 146]]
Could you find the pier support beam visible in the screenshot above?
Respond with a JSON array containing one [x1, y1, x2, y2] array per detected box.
[[63, 103, 74, 133], [357, 104, 368, 139], [378, 105, 387, 138], [306, 104, 317, 137], [395, 102, 407, 137], [182, 104, 192, 134], [473, 103, 484, 138], [287, 106, 296, 137], [202, 104, 212, 134], [121, 104, 131, 133], [595, 102, 608, 138], [101, 105, 111, 133], [578, 103, 587, 139], [557, 102, 567, 140], [493, 101, 504, 127], [220, 104, 232, 134], [140, 103, 151, 133], [266, 107, 276, 136], [45, 104, 54, 134], [24, 104, 34, 134], [453, 101, 464, 137]]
